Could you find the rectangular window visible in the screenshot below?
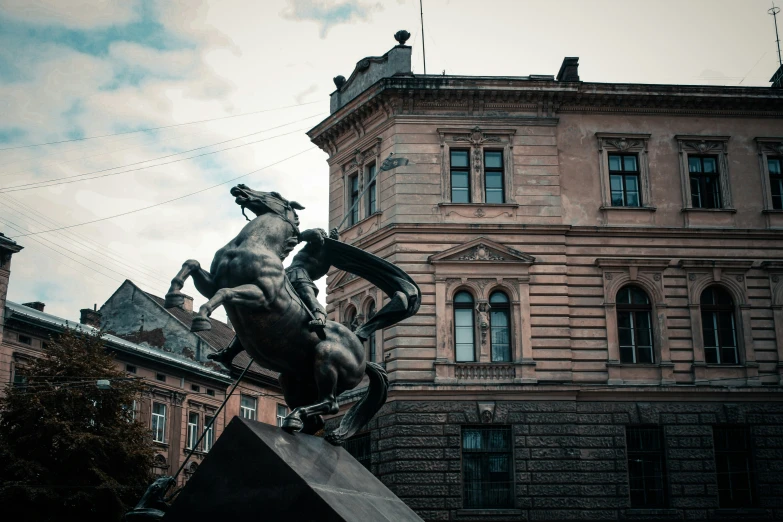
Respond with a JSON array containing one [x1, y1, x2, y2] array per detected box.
[[348, 175, 359, 226], [617, 311, 654, 364], [769, 157, 783, 210], [344, 433, 372, 470], [156, 373, 166, 382], [608, 154, 641, 207], [191, 384, 200, 393], [12, 369, 27, 388], [689, 156, 722, 209], [484, 150, 504, 203], [451, 150, 470, 203], [151, 402, 167, 443], [240, 395, 257, 420], [702, 310, 738, 365], [713, 425, 755, 508], [276, 404, 288, 427], [125, 364, 137, 374], [366, 163, 377, 217], [206, 388, 215, 397], [187, 412, 199, 450], [203, 415, 215, 452], [626, 426, 667, 507], [454, 308, 475, 362], [18, 335, 32, 345], [462, 425, 513, 509]]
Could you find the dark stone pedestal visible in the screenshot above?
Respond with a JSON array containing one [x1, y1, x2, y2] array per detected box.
[[163, 417, 423, 522]]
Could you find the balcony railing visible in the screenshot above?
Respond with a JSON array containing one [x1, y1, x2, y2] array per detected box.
[[454, 363, 515, 381]]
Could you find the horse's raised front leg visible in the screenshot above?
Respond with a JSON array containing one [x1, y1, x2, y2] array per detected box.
[[191, 284, 268, 332], [164, 260, 216, 308]]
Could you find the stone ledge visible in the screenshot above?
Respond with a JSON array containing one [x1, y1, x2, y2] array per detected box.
[[621, 508, 682, 520], [599, 205, 657, 212]]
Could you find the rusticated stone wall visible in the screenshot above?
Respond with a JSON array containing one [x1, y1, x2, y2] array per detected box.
[[333, 396, 783, 522]]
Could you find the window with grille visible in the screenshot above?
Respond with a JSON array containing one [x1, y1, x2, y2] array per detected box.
[[609, 154, 641, 207], [700, 286, 738, 365], [769, 157, 783, 210], [276, 404, 288, 427], [713, 425, 755, 508], [187, 412, 199, 450], [462, 425, 514, 509], [489, 291, 511, 362], [344, 433, 371, 470], [626, 426, 667, 507], [348, 174, 359, 226], [484, 150, 504, 203], [689, 156, 722, 209], [454, 291, 475, 362], [451, 150, 470, 203], [240, 395, 257, 420], [617, 286, 654, 364], [151, 402, 166, 443], [366, 163, 377, 217], [203, 415, 215, 452]]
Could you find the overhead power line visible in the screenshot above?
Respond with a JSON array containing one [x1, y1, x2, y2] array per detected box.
[[7, 146, 318, 239], [0, 100, 322, 152], [0, 113, 325, 193]]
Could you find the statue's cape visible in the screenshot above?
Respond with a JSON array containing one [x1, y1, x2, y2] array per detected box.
[[324, 238, 420, 340]]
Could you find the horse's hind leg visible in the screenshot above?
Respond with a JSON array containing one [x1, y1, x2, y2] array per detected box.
[[165, 260, 216, 308], [191, 283, 268, 332], [282, 361, 340, 434]]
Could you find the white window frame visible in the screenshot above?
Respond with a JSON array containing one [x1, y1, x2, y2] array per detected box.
[[240, 395, 257, 420], [276, 404, 288, 427], [203, 415, 215, 452], [187, 412, 199, 450], [151, 402, 166, 443]]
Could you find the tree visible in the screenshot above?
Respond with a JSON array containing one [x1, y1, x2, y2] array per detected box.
[[0, 328, 155, 522]]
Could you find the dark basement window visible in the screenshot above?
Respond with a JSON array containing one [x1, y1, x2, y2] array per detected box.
[[156, 373, 166, 382], [126, 364, 137, 374]]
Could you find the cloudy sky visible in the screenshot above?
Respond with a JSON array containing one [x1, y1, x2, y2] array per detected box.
[[1, 0, 779, 322]]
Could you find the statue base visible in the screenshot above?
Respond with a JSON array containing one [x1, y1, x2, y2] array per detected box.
[[162, 417, 423, 522]]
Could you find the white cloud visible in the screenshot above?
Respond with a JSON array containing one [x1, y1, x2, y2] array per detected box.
[[280, 0, 383, 38], [0, 0, 141, 29]]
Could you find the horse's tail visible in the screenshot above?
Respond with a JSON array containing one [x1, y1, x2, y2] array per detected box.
[[325, 361, 388, 446]]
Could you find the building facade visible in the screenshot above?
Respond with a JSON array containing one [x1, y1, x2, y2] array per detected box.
[[0, 242, 285, 486], [310, 36, 783, 521]]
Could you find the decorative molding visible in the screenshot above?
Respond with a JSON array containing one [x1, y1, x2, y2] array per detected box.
[[430, 236, 535, 264], [457, 244, 505, 261], [452, 126, 503, 146]]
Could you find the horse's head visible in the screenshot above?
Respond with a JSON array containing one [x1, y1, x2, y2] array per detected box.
[[231, 184, 304, 234], [135, 475, 175, 510]]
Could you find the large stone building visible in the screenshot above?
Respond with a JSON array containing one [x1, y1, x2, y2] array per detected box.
[[0, 238, 285, 485], [309, 35, 783, 521]]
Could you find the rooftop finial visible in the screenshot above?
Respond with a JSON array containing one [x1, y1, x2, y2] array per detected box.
[[394, 30, 410, 46]]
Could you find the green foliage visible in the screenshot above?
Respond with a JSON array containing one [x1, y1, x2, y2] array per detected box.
[[0, 328, 155, 522]]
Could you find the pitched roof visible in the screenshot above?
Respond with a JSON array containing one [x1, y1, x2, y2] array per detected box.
[[141, 287, 278, 383]]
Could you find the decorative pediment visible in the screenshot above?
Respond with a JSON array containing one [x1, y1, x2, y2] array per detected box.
[[328, 269, 358, 290], [429, 237, 535, 264], [755, 137, 783, 156], [675, 135, 729, 154]]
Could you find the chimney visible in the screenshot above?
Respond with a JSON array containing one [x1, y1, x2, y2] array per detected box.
[[556, 57, 580, 82], [182, 294, 194, 312], [22, 301, 45, 312], [80, 305, 102, 328]]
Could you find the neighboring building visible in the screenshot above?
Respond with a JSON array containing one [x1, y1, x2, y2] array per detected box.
[[0, 246, 284, 485], [309, 34, 783, 521]]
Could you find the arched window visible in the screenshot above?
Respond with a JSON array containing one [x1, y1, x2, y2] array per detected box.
[[489, 291, 511, 362], [454, 291, 475, 362], [617, 286, 654, 364], [700, 286, 738, 365], [366, 301, 377, 362], [344, 306, 357, 332]]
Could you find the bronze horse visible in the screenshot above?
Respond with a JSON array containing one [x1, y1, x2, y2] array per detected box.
[[163, 185, 420, 443]]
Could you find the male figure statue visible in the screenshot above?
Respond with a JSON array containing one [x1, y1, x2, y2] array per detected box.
[[207, 227, 337, 368]]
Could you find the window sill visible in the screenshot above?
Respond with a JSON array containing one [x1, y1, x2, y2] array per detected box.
[[624, 508, 681, 519], [339, 211, 383, 240], [599, 205, 656, 212], [681, 207, 737, 213], [439, 203, 519, 208], [762, 208, 783, 213], [183, 448, 206, 456], [153, 442, 169, 448], [606, 361, 672, 368]]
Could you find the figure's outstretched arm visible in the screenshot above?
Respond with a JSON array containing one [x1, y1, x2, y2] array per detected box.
[[299, 228, 327, 245]]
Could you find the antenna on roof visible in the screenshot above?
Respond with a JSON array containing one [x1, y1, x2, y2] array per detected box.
[[419, 0, 427, 74], [770, 2, 783, 87]]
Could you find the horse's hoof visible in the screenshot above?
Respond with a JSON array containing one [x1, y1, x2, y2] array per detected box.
[[281, 416, 304, 433], [164, 293, 184, 309], [191, 317, 212, 332]]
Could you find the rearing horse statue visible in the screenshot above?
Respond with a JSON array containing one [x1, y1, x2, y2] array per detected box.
[[163, 185, 420, 443]]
